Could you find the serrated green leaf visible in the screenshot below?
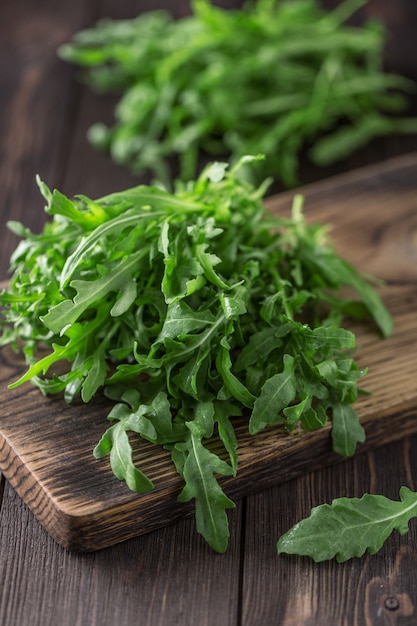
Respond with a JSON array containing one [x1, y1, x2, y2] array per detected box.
[[60, 208, 155, 287], [94, 424, 154, 493], [219, 287, 247, 320], [8, 310, 109, 389], [249, 354, 297, 434], [81, 351, 108, 403], [107, 389, 179, 445], [156, 300, 217, 343], [176, 427, 235, 553], [195, 243, 230, 290], [300, 404, 328, 431], [110, 278, 137, 317], [145, 391, 173, 439], [283, 394, 310, 429], [235, 325, 289, 372], [46, 188, 101, 229], [160, 226, 204, 304], [277, 487, 417, 563], [331, 402, 365, 457], [302, 325, 356, 352], [193, 400, 216, 439], [214, 400, 240, 475], [173, 344, 211, 399], [42, 248, 147, 334], [160, 310, 226, 366], [216, 345, 255, 409]]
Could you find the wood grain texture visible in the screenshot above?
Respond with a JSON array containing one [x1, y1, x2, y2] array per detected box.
[[0, 481, 243, 626], [0, 154, 417, 551], [0, 0, 102, 280]]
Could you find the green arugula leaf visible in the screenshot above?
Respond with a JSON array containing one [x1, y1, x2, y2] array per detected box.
[[301, 325, 356, 352], [94, 424, 154, 493], [249, 355, 297, 434], [8, 308, 110, 389], [214, 400, 240, 476], [277, 487, 417, 563], [216, 345, 256, 409], [59, 208, 158, 288], [41, 181, 107, 229], [172, 343, 211, 399], [330, 402, 366, 457], [156, 300, 217, 342], [175, 422, 235, 553], [235, 326, 290, 372], [42, 248, 148, 334]]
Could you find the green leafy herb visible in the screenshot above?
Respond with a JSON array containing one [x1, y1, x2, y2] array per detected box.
[[0, 156, 392, 552], [277, 487, 417, 562], [58, 0, 417, 188]]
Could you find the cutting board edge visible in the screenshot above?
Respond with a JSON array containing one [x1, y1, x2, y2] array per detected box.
[[2, 395, 417, 552], [265, 151, 417, 207]]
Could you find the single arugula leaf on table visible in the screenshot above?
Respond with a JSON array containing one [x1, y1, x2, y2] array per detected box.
[[277, 487, 417, 563], [0, 155, 392, 553]]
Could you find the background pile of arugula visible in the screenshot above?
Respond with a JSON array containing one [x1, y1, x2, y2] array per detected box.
[[59, 0, 417, 189]]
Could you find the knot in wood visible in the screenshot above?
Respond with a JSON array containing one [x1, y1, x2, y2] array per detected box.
[[384, 596, 400, 611]]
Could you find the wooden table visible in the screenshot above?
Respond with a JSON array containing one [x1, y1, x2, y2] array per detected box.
[[1, 1, 417, 624]]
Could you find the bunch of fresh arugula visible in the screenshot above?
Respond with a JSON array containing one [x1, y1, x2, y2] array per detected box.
[[58, 0, 417, 189], [0, 156, 393, 554]]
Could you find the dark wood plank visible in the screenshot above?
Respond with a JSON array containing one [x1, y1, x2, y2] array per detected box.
[[0, 0, 103, 280], [1, 154, 417, 552], [321, 0, 417, 80], [0, 481, 242, 626]]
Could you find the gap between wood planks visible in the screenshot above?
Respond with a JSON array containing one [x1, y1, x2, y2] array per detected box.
[[236, 496, 248, 626], [0, 474, 5, 510]]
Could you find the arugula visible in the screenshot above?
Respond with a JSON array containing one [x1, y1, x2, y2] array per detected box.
[[58, 0, 417, 188], [0, 156, 392, 553], [277, 487, 417, 562]]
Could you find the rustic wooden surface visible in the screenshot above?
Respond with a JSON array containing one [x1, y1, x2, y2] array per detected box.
[[1, 1, 417, 624]]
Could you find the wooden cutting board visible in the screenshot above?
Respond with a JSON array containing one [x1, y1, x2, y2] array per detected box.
[[1, 153, 417, 552]]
